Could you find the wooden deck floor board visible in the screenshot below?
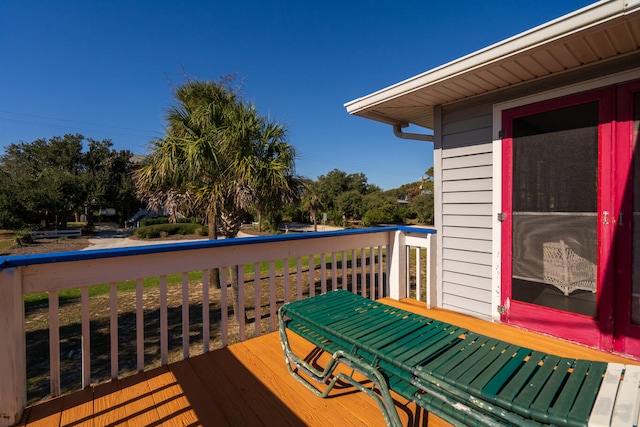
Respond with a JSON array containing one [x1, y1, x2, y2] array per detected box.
[[92, 377, 127, 427], [20, 298, 638, 427], [227, 336, 354, 426], [187, 351, 262, 426], [143, 366, 200, 426], [191, 346, 301, 426], [166, 359, 228, 426], [59, 387, 93, 427], [119, 371, 162, 426], [23, 395, 63, 427]]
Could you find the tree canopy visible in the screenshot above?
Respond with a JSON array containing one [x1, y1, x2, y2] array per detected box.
[[0, 134, 139, 229], [295, 167, 433, 227]]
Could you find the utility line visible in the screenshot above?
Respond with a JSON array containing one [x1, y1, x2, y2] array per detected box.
[[0, 111, 161, 145]]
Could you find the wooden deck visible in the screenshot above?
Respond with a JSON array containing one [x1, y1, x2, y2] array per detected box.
[[16, 298, 638, 427]]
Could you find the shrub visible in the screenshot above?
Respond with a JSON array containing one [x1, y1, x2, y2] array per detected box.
[[14, 230, 34, 245], [362, 207, 395, 226], [328, 209, 344, 226], [176, 217, 199, 224], [140, 217, 169, 227], [140, 217, 200, 227], [135, 223, 206, 239], [135, 227, 156, 238]]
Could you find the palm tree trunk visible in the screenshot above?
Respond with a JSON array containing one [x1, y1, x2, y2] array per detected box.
[[208, 209, 219, 240], [257, 209, 262, 233], [208, 209, 221, 289]]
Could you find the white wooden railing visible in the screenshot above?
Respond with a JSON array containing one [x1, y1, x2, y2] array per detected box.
[[0, 226, 435, 426]]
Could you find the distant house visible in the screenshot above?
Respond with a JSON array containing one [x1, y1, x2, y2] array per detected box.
[[346, 0, 640, 358]]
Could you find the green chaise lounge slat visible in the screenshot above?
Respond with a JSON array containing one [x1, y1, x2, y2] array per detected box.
[[389, 326, 467, 368], [450, 340, 510, 390], [529, 358, 575, 423], [467, 344, 526, 397], [365, 316, 433, 351], [545, 360, 592, 426], [512, 354, 562, 417], [480, 346, 532, 400], [494, 351, 546, 411], [425, 335, 490, 381]]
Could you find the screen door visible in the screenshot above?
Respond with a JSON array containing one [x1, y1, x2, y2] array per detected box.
[[502, 88, 615, 349], [510, 102, 598, 316]]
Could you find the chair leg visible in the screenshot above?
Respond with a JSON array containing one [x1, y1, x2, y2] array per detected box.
[[278, 308, 403, 427], [332, 350, 403, 427]]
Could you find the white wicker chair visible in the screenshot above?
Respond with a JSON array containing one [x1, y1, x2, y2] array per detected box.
[[542, 240, 596, 295]]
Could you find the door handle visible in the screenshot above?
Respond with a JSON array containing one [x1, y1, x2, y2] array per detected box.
[[619, 212, 624, 226], [603, 211, 609, 225]]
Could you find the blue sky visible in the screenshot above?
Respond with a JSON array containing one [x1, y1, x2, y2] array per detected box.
[[1, 0, 593, 190]]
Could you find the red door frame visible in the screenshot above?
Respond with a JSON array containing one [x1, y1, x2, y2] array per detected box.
[[614, 80, 640, 356], [501, 88, 616, 350]]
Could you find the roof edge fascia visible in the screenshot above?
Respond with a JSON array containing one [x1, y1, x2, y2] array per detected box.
[[345, 0, 639, 116]]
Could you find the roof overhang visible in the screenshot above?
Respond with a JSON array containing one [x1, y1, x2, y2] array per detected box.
[[345, 0, 640, 130]]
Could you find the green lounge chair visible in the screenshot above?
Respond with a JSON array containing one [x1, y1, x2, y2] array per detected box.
[[278, 290, 640, 427]]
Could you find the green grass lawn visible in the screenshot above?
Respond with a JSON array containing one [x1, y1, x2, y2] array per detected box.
[[0, 229, 14, 251], [0, 239, 12, 251]]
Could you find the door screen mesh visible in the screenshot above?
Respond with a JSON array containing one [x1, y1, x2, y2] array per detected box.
[[511, 102, 598, 315]]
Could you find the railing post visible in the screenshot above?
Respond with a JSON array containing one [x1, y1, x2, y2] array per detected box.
[[388, 230, 407, 300], [0, 267, 26, 427], [426, 233, 437, 308]]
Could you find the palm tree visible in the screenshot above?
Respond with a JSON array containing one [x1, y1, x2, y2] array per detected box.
[[134, 79, 238, 236], [166, 78, 239, 239], [301, 179, 324, 232]]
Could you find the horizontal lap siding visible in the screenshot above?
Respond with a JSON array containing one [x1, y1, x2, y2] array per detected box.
[[439, 105, 493, 320]]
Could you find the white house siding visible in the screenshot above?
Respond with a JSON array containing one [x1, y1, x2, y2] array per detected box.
[[437, 104, 494, 319], [432, 54, 640, 320]]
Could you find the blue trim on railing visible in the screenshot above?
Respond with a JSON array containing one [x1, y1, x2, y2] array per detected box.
[[0, 226, 435, 270]]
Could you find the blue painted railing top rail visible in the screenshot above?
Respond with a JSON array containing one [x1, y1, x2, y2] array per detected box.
[[0, 226, 435, 269]]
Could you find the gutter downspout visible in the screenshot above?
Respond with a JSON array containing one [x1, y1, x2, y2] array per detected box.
[[393, 124, 433, 142]]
